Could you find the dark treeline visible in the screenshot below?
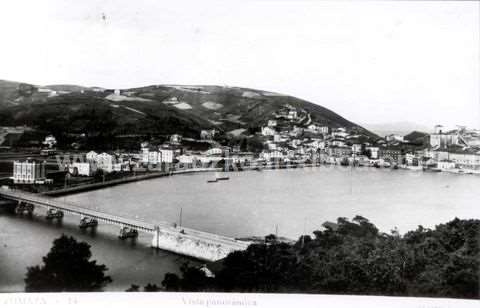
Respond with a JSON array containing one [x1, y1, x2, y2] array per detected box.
[[22, 217, 479, 299], [161, 216, 479, 299]]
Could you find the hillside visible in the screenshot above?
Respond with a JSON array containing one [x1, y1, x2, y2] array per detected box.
[[0, 79, 377, 149]]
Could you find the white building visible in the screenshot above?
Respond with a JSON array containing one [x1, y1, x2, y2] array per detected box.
[[148, 151, 159, 165], [141, 148, 150, 164], [437, 160, 456, 170], [86, 151, 98, 161], [331, 139, 346, 147], [430, 133, 460, 149], [352, 144, 362, 154], [287, 110, 298, 120], [267, 120, 277, 127], [69, 162, 94, 176], [170, 134, 183, 144], [433, 150, 480, 168], [43, 135, 57, 148], [96, 152, 114, 173], [366, 146, 379, 159], [206, 147, 223, 156], [178, 155, 195, 164], [200, 129, 217, 140], [261, 126, 276, 136], [159, 149, 174, 163], [307, 124, 329, 135], [11, 160, 52, 184], [261, 150, 284, 161]]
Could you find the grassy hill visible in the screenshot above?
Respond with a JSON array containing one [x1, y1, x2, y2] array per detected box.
[[0, 80, 377, 149]]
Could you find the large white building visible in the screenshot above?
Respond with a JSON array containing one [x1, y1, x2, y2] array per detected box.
[[430, 133, 460, 149], [159, 149, 174, 163], [69, 162, 94, 176], [86, 151, 98, 161], [433, 150, 480, 168], [96, 152, 115, 173], [11, 160, 52, 184]]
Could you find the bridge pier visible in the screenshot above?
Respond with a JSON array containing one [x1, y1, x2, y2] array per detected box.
[[15, 202, 34, 215], [119, 226, 138, 240], [46, 208, 64, 220], [79, 216, 98, 229]]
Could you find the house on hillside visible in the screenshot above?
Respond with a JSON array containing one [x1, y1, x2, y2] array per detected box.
[[261, 126, 276, 136], [86, 151, 98, 161]]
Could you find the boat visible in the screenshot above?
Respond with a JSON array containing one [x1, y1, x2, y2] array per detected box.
[[207, 179, 218, 183]]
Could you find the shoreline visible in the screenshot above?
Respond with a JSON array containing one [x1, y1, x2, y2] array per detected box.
[[41, 161, 479, 198], [43, 167, 223, 197]]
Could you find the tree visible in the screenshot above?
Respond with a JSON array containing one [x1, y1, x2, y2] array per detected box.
[[160, 217, 479, 298], [144, 283, 160, 292], [25, 235, 112, 292], [162, 273, 181, 291], [126, 284, 140, 292]]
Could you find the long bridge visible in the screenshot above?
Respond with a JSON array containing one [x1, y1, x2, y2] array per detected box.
[[0, 187, 250, 261]]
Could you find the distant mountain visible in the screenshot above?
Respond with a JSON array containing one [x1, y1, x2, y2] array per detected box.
[[42, 84, 93, 92], [361, 121, 432, 137], [0, 79, 377, 149]]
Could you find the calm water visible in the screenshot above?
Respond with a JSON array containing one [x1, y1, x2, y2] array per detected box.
[[1, 166, 478, 291]]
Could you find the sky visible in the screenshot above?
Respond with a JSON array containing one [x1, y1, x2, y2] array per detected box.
[[0, 0, 478, 129]]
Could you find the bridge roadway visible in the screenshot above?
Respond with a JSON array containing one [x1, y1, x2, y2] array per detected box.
[[0, 187, 250, 260]]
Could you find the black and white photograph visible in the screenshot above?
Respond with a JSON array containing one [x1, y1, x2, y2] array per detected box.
[[0, 1, 479, 307]]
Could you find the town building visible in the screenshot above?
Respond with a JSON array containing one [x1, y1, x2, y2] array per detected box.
[[331, 139, 346, 147], [366, 146, 380, 159], [170, 134, 183, 145], [11, 159, 52, 184], [261, 150, 284, 161], [379, 148, 402, 163], [433, 149, 480, 169], [42, 135, 57, 148], [328, 146, 353, 157], [351, 144, 362, 154], [430, 132, 461, 149], [96, 152, 115, 173], [287, 110, 298, 120], [267, 120, 277, 127], [307, 124, 329, 135], [261, 126, 276, 136], [437, 160, 456, 170], [200, 129, 217, 140], [148, 151, 159, 165], [206, 147, 223, 156], [69, 162, 94, 176], [86, 151, 98, 161], [159, 149, 174, 163]]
